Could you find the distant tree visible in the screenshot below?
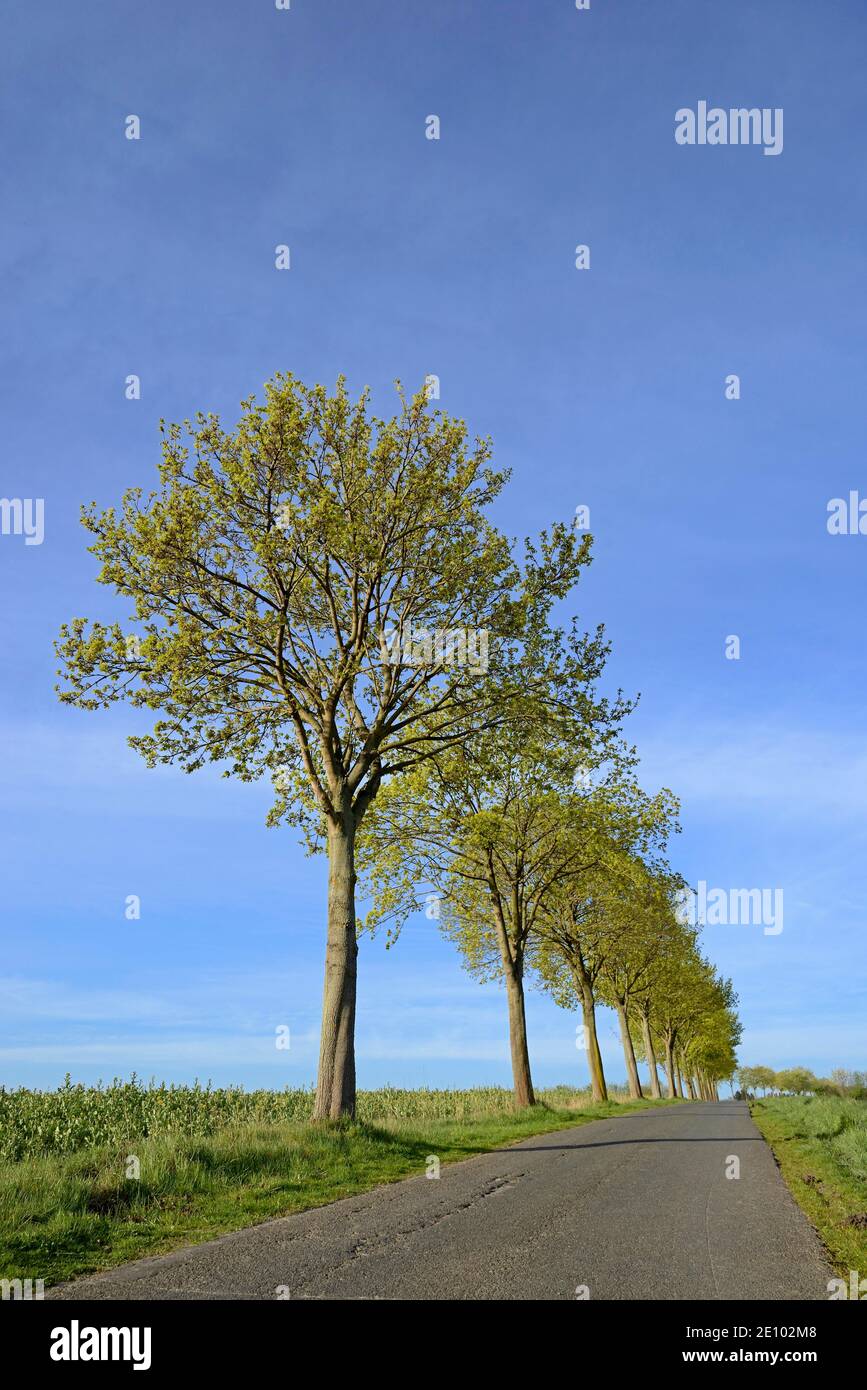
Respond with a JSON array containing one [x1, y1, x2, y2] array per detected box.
[[595, 863, 683, 1100], [531, 786, 680, 1103], [651, 933, 710, 1098], [775, 1068, 817, 1096], [359, 629, 635, 1109], [684, 986, 740, 1100], [829, 1068, 867, 1096], [752, 1065, 776, 1095], [813, 1077, 840, 1097]]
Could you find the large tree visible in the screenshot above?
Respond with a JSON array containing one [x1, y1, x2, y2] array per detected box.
[[56, 373, 584, 1118]]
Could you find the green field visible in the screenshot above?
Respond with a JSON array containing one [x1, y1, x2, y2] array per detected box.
[[750, 1094, 867, 1277], [0, 1078, 677, 1288]]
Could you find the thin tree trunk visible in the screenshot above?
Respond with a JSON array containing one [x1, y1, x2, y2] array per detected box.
[[640, 1009, 662, 1098], [490, 889, 535, 1109], [504, 964, 535, 1107], [686, 1074, 697, 1100], [573, 961, 607, 1102], [615, 1000, 643, 1099], [313, 817, 358, 1120], [663, 1032, 677, 1098]]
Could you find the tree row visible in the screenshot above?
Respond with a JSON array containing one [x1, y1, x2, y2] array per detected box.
[[57, 374, 740, 1116]]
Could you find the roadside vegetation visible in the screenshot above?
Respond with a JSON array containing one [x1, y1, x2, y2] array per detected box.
[[0, 1081, 678, 1287], [750, 1093, 867, 1276]]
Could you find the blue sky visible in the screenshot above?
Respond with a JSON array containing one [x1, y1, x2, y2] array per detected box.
[[2, 0, 865, 1092]]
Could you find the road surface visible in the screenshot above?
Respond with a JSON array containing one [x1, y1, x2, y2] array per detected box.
[[48, 1100, 832, 1300]]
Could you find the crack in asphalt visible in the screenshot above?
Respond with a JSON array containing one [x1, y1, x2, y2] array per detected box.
[[296, 1172, 528, 1289]]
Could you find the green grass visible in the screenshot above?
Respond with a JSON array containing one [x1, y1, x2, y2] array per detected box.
[[0, 1080, 678, 1288], [750, 1094, 867, 1276]]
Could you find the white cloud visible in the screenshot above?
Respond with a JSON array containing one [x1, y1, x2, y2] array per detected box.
[[0, 719, 270, 821], [638, 716, 867, 819]]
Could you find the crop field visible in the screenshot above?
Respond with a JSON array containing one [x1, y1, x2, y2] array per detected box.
[[0, 1075, 639, 1162]]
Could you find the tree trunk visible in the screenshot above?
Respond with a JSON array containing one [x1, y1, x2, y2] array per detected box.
[[504, 963, 535, 1107], [640, 1009, 662, 1098], [313, 817, 358, 1120], [686, 1074, 697, 1100], [663, 1032, 677, 1098], [615, 1000, 643, 1099], [573, 961, 607, 1102]]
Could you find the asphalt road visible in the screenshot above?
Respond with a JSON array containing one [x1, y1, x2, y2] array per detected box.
[[48, 1100, 833, 1301]]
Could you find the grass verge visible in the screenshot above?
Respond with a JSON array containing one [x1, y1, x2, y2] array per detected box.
[[750, 1095, 867, 1277], [0, 1095, 677, 1288]]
